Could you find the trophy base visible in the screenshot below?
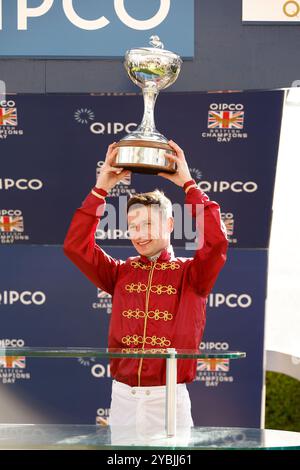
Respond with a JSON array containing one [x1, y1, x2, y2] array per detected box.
[[114, 140, 177, 175]]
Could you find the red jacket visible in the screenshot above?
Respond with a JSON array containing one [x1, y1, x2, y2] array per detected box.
[[63, 184, 228, 386]]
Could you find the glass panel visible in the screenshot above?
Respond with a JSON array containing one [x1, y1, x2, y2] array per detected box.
[[0, 347, 246, 360], [0, 425, 299, 450]]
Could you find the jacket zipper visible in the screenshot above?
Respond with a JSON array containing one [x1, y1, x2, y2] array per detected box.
[[137, 259, 157, 387]]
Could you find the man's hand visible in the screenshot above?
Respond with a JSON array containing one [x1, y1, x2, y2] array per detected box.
[[96, 142, 131, 192], [157, 140, 193, 187]]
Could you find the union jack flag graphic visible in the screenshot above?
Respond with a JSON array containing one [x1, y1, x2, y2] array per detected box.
[[0, 216, 24, 233], [0, 356, 26, 369], [208, 111, 244, 129], [197, 358, 230, 372], [97, 288, 111, 299], [0, 107, 18, 126]]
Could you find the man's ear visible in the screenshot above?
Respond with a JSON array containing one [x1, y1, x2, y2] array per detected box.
[[167, 216, 174, 234]]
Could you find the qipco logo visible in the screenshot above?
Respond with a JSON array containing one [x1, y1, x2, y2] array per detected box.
[[200, 342, 229, 351], [283, 1, 300, 17], [0, 178, 43, 191], [0, 99, 15, 108], [198, 180, 258, 193], [210, 103, 244, 112], [0, 339, 25, 348], [0, 290, 46, 305], [90, 122, 137, 135], [5, 0, 171, 31], [91, 363, 111, 378]]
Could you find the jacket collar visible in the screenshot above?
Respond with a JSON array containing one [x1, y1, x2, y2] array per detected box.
[[139, 245, 174, 264]]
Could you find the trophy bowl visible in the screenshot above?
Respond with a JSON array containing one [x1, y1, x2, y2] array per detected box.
[[114, 36, 182, 175]]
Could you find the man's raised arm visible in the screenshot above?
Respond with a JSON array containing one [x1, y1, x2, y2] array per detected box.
[[158, 139, 228, 297], [63, 143, 131, 295], [184, 181, 228, 297]]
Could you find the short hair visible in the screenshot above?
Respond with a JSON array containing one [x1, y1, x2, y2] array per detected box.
[[127, 189, 173, 218]]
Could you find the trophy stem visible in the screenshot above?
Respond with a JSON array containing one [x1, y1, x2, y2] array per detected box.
[[137, 87, 158, 136]]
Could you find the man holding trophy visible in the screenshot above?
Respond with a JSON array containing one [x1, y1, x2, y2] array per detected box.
[[63, 37, 228, 434]]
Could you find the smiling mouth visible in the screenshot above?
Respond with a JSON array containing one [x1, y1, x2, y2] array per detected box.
[[136, 240, 152, 246]]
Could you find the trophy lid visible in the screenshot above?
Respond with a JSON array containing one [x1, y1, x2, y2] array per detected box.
[[125, 35, 182, 62], [124, 36, 182, 91]]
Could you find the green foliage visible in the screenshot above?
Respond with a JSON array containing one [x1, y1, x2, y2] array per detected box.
[[265, 371, 300, 432]]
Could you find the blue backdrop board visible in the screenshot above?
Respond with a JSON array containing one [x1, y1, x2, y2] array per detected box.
[[0, 90, 284, 426], [0, 246, 267, 427], [0, 91, 283, 248], [0, 0, 194, 58]]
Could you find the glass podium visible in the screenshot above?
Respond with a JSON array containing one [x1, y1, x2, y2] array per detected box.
[[0, 424, 299, 450], [5, 347, 299, 449], [1, 347, 245, 439]]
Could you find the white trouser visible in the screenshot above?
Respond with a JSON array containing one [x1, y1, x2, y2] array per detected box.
[[108, 379, 193, 445]]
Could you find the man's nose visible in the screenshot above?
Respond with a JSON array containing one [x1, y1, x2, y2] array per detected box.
[[134, 228, 149, 241]]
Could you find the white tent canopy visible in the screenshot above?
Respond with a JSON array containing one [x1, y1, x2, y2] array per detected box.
[[265, 88, 300, 379]]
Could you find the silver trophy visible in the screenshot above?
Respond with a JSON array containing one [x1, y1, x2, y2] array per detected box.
[[114, 36, 182, 175]]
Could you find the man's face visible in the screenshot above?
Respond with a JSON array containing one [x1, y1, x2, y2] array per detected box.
[[128, 204, 174, 257]]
